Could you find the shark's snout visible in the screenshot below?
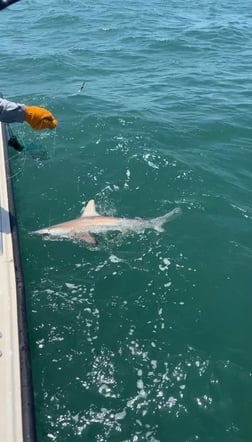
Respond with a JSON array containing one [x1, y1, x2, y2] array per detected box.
[[33, 228, 50, 236]]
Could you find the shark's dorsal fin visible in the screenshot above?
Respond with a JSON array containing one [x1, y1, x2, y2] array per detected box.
[[81, 199, 100, 217]]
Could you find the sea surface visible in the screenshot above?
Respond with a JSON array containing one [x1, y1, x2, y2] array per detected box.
[[1, 0, 252, 441]]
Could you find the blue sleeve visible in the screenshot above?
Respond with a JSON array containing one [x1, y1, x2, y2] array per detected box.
[[0, 97, 25, 123]]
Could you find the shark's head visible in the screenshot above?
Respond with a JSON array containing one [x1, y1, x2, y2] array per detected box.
[[34, 227, 66, 238], [34, 228, 49, 236]]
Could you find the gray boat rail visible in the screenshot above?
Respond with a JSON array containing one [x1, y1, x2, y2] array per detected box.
[[0, 123, 36, 442]]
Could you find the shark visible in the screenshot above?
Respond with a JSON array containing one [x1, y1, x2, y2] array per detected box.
[[33, 199, 181, 245]]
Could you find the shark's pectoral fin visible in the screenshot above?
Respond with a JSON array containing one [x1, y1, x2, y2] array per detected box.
[[78, 232, 97, 244], [75, 232, 97, 245], [81, 199, 100, 217]]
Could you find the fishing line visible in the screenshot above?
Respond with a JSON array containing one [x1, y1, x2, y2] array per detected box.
[[6, 123, 49, 180], [5, 123, 27, 180], [7, 123, 25, 152], [50, 127, 57, 158], [7, 122, 52, 160], [6, 150, 27, 181]]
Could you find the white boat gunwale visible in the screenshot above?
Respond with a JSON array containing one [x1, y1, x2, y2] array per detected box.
[[0, 122, 36, 442]]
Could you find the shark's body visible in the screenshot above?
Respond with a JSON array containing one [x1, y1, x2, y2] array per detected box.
[[34, 199, 181, 244]]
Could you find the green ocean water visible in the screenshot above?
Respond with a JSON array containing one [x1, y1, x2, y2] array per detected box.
[[1, 0, 252, 441]]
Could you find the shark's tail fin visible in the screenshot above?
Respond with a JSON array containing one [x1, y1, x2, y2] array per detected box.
[[151, 207, 182, 232]]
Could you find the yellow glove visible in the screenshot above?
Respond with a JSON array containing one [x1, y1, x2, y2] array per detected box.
[[24, 105, 57, 130]]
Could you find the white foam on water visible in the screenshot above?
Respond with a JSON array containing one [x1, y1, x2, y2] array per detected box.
[[137, 379, 144, 390], [65, 282, 78, 290], [114, 409, 127, 420], [109, 254, 124, 263]]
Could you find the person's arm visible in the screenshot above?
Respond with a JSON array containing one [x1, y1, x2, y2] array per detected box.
[[0, 97, 24, 123], [0, 97, 57, 130]]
